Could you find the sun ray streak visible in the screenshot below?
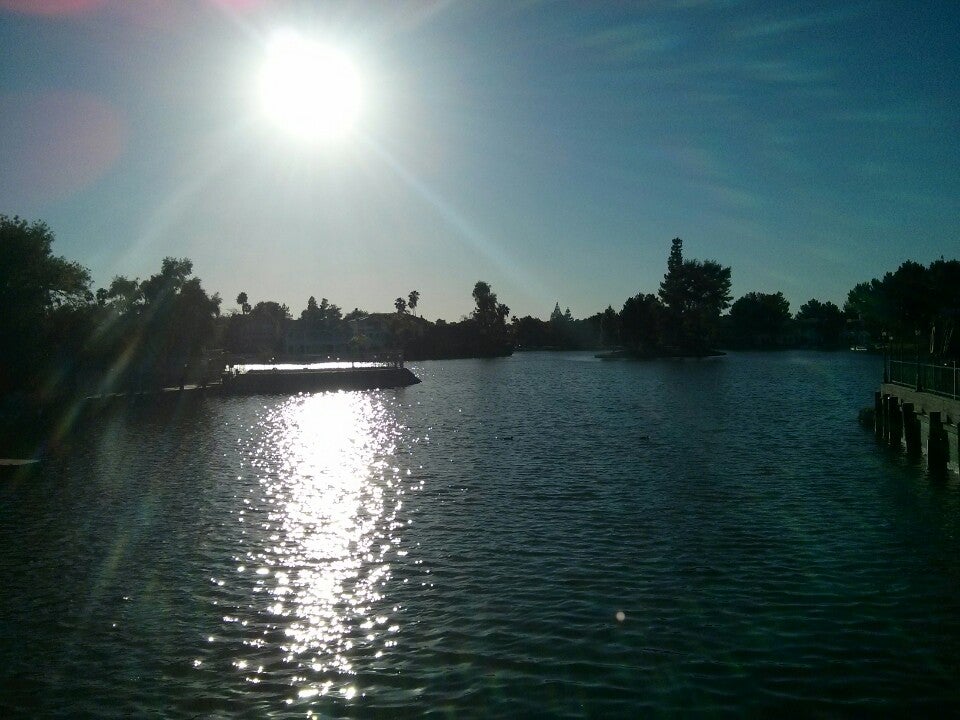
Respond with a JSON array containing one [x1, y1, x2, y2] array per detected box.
[[121, 120, 256, 271], [359, 135, 551, 306]]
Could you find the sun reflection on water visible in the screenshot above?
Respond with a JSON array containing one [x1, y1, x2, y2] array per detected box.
[[236, 391, 406, 704]]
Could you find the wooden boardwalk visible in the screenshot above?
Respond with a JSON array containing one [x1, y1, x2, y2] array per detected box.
[[875, 383, 959, 474]]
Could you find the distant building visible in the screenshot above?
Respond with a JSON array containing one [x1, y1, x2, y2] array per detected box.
[[284, 318, 351, 356], [352, 314, 394, 352], [282, 312, 429, 359], [237, 313, 280, 354]]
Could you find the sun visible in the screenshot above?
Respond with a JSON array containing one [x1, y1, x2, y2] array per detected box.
[[258, 29, 362, 141]]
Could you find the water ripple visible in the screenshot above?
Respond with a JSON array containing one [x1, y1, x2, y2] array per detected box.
[[3, 353, 960, 716]]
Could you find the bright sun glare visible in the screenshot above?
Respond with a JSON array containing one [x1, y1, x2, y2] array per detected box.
[[258, 30, 362, 141]]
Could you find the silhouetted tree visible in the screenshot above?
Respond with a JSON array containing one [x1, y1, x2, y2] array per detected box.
[[658, 238, 686, 321], [408, 290, 420, 316], [237, 291, 249, 314], [251, 301, 291, 319], [548, 302, 573, 346], [472, 281, 510, 328], [844, 258, 960, 356], [133, 258, 221, 386], [544, 304, 587, 348], [166, 277, 221, 367], [599, 305, 620, 346], [0, 215, 92, 397], [512, 315, 553, 348], [929, 259, 960, 318], [550, 302, 564, 324], [301, 296, 342, 323], [886, 261, 933, 333], [471, 281, 512, 355], [726, 292, 791, 348], [844, 280, 886, 336], [620, 294, 665, 354], [658, 238, 731, 354], [140, 257, 193, 306], [100, 276, 142, 314], [795, 299, 844, 348], [394, 297, 407, 314]]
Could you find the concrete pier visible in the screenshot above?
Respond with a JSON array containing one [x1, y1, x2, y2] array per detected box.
[[80, 367, 421, 406], [875, 383, 960, 475], [219, 366, 421, 394]]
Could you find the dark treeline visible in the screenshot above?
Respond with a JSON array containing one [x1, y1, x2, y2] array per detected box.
[[511, 242, 734, 354], [513, 238, 734, 356], [1, 217, 222, 409], [0, 215, 514, 426], [719, 294, 847, 349], [220, 280, 512, 361], [716, 259, 959, 354], [3, 214, 959, 439], [844, 259, 960, 354], [520, 240, 959, 358]]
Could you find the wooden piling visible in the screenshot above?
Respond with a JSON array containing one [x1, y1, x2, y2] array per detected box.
[[882, 394, 892, 443], [927, 411, 947, 474], [874, 391, 884, 439], [873, 383, 960, 476], [886, 395, 902, 448], [901, 402, 921, 458]]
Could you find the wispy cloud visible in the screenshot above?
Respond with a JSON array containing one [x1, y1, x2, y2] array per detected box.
[[671, 0, 745, 9], [729, 7, 863, 41], [832, 109, 934, 126], [740, 60, 828, 85], [580, 22, 682, 62]]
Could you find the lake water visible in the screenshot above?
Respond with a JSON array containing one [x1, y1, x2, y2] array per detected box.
[[2, 351, 960, 717]]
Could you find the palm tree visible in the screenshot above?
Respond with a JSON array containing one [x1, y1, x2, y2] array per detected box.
[[408, 290, 420, 317], [236, 291, 250, 314], [394, 297, 407, 314]]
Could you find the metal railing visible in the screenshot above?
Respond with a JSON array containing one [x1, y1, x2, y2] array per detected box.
[[888, 359, 960, 399]]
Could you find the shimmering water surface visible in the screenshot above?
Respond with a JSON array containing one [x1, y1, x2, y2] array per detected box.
[[3, 351, 960, 717]]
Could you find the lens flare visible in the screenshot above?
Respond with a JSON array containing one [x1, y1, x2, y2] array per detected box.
[[0, 0, 105, 16]]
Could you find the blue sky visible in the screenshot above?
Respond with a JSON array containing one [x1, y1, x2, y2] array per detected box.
[[1, 0, 958, 321]]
